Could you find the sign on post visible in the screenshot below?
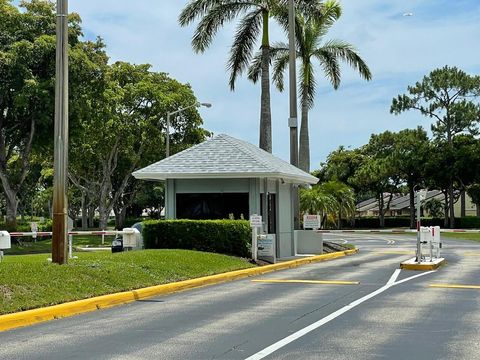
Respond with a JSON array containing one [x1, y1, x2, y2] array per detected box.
[[303, 215, 321, 230], [250, 214, 263, 228], [249, 214, 263, 262], [67, 217, 76, 259], [30, 222, 38, 242]]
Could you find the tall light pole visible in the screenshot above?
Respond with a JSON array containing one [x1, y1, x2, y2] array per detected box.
[[288, 0, 300, 231], [52, 0, 69, 264], [166, 102, 211, 157]]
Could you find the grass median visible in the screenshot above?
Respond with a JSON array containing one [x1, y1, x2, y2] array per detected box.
[[0, 249, 254, 315], [5, 236, 114, 255], [440, 232, 480, 242]]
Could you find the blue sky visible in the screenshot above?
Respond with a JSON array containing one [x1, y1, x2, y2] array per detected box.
[[55, 1, 480, 168]]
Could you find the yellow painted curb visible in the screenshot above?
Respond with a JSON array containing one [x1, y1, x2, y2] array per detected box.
[[0, 248, 358, 332], [400, 258, 446, 271]]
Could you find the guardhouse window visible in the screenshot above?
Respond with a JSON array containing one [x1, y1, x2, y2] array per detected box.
[[176, 193, 249, 220]]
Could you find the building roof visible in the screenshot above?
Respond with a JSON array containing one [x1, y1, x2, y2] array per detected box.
[[133, 134, 319, 184], [356, 190, 444, 212]]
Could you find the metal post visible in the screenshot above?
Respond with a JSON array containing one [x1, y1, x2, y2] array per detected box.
[[68, 234, 73, 259], [288, 0, 298, 168], [252, 226, 258, 262], [165, 102, 210, 158], [52, 0, 69, 265], [416, 191, 421, 263], [166, 112, 170, 158], [288, 0, 300, 235]]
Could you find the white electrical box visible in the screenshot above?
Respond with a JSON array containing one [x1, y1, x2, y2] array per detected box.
[[122, 228, 140, 248], [419, 226, 442, 260], [0, 231, 11, 249]]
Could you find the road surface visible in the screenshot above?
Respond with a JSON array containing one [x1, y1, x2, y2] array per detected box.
[[1, 234, 479, 359]]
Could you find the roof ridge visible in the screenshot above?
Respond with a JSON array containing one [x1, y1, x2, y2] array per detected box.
[[219, 134, 273, 171]]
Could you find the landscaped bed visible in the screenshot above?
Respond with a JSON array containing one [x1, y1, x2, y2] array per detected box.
[[0, 249, 254, 315]]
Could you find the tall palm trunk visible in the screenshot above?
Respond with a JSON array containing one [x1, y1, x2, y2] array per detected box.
[[299, 85, 310, 172], [259, 11, 272, 153]]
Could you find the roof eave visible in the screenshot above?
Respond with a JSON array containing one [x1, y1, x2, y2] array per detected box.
[[133, 171, 318, 185]]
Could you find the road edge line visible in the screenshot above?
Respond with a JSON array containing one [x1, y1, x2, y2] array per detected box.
[[0, 248, 358, 332]]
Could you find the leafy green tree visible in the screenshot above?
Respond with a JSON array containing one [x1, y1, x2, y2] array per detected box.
[[179, 0, 325, 153], [0, 0, 81, 229], [316, 146, 365, 191], [391, 66, 480, 227], [389, 127, 430, 228], [250, 1, 371, 171], [423, 198, 444, 218], [352, 132, 403, 228], [69, 60, 209, 229]]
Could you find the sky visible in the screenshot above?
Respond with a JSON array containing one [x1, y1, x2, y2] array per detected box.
[[43, 1, 480, 169]]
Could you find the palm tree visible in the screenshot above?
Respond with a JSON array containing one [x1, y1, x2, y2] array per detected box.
[[318, 181, 356, 228], [249, 1, 372, 171], [299, 186, 337, 228], [179, 0, 325, 153]]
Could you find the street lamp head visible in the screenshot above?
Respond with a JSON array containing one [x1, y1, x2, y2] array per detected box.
[[199, 102, 212, 108]]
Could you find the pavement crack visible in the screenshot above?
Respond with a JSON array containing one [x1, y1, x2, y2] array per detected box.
[[211, 340, 248, 359], [288, 286, 367, 325]]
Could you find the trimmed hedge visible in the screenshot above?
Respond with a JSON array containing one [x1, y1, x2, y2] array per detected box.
[[455, 217, 480, 229], [143, 220, 251, 258], [344, 216, 480, 229]]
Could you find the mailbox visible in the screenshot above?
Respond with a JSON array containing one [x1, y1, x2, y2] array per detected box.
[[0, 231, 11, 249]]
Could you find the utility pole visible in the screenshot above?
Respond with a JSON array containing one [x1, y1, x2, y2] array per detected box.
[[52, 0, 69, 264], [288, 0, 300, 231]]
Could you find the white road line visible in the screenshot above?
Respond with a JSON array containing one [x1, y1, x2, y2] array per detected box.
[[244, 269, 434, 360], [386, 269, 401, 286], [393, 270, 436, 285]]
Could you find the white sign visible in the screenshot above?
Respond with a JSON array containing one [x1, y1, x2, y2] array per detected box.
[[258, 234, 276, 263], [250, 214, 263, 228], [30, 222, 38, 232], [303, 214, 321, 230]]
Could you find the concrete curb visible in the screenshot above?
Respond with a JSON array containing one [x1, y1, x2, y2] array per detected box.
[[0, 248, 358, 332], [400, 257, 446, 271]]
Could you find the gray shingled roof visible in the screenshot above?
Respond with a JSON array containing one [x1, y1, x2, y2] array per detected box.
[[133, 134, 318, 184]]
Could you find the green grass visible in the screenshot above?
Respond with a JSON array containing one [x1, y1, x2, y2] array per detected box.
[[5, 236, 115, 255], [0, 249, 255, 315], [440, 233, 480, 242]]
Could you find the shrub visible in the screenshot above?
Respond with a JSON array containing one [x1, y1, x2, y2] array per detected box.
[[456, 216, 480, 229], [38, 220, 52, 232], [143, 220, 251, 257]]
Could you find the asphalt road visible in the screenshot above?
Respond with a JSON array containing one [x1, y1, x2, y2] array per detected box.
[[1, 234, 479, 360]]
